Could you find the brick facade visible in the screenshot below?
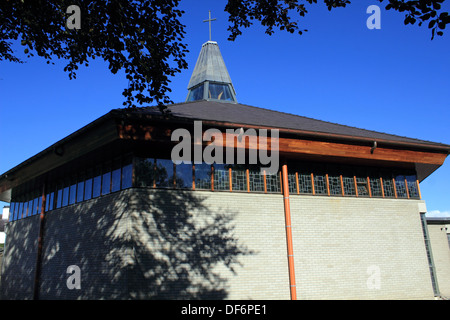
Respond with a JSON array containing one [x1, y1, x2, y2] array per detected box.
[[0, 188, 437, 299], [0, 215, 40, 299], [290, 196, 433, 299]]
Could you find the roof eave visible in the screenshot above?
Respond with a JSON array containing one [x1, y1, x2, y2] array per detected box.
[[121, 110, 450, 154], [0, 111, 119, 202]]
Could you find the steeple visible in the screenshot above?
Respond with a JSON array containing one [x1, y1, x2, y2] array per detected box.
[[185, 12, 237, 103]]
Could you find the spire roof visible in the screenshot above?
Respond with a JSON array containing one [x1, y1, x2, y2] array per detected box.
[[186, 41, 237, 103], [187, 41, 233, 89]]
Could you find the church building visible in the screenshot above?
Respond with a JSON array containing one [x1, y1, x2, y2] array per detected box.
[[0, 35, 449, 299]]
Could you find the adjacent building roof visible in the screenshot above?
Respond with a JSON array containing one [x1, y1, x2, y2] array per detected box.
[[426, 217, 450, 225]]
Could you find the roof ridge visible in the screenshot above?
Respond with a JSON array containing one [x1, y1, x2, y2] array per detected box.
[[116, 101, 449, 147], [187, 101, 445, 145]]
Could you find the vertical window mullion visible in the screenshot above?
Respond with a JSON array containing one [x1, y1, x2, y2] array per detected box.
[[417, 179, 421, 199], [405, 178, 410, 199], [263, 169, 267, 193], [192, 164, 196, 190]]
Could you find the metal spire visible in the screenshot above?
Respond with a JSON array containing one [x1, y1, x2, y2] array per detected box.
[[186, 11, 237, 103], [203, 10, 216, 41]]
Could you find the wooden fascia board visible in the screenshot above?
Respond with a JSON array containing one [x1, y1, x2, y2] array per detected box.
[[278, 137, 447, 166], [116, 121, 447, 166], [204, 120, 450, 154], [120, 113, 450, 153]]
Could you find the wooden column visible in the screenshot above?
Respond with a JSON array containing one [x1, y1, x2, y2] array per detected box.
[[405, 178, 410, 199], [229, 168, 233, 192], [392, 178, 398, 198], [211, 165, 214, 191], [417, 180, 422, 199], [325, 174, 330, 196], [153, 159, 156, 188], [263, 169, 267, 193], [354, 176, 359, 197], [173, 163, 176, 188], [132, 157, 136, 187], [33, 183, 47, 300], [192, 164, 196, 190], [279, 171, 283, 194], [246, 169, 250, 193]]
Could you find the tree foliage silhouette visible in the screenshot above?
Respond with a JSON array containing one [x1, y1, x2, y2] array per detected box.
[[1, 0, 448, 111]]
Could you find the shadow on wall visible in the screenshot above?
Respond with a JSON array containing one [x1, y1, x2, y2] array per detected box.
[[31, 188, 253, 300], [0, 216, 40, 299]]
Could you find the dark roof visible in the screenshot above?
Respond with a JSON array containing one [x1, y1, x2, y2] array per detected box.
[[125, 100, 450, 150], [0, 99, 448, 203], [426, 217, 450, 224]]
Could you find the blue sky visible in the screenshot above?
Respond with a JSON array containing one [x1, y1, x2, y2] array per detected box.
[[1, 0, 449, 217]]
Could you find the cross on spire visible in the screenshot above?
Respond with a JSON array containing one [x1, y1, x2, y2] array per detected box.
[[203, 10, 217, 41]]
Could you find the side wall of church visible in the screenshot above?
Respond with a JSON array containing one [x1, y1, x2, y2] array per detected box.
[[0, 188, 436, 300], [289, 196, 434, 299], [37, 190, 132, 299], [0, 215, 40, 299], [1, 190, 133, 300], [127, 189, 435, 299], [127, 189, 291, 299]]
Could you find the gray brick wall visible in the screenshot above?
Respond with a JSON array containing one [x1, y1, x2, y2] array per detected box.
[[290, 196, 434, 299], [38, 190, 132, 299], [0, 188, 437, 299], [125, 188, 278, 299], [0, 215, 40, 300]]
